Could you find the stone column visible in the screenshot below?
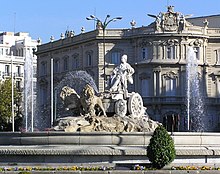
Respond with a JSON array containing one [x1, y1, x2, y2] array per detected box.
[[158, 70, 162, 95], [153, 71, 157, 96]]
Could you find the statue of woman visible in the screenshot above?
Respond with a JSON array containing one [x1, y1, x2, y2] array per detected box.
[[110, 54, 134, 97]]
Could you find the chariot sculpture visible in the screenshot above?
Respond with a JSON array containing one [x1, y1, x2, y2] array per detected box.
[[60, 54, 144, 118]]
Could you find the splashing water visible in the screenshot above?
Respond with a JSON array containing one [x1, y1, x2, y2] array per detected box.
[[48, 71, 98, 120], [186, 47, 205, 132], [24, 52, 35, 132], [55, 70, 98, 94]]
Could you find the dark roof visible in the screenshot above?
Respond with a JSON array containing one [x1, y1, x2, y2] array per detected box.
[[187, 14, 220, 28]]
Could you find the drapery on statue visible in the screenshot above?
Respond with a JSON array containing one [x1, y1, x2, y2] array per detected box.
[[110, 54, 134, 98]]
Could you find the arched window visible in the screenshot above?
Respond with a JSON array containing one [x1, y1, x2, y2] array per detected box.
[[40, 61, 47, 76], [87, 52, 92, 66], [72, 54, 79, 69], [54, 59, 60, 73], [63, 56, 69, 71]]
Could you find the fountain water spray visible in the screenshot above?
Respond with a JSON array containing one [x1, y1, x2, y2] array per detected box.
[[186, 47, 205, 131], [24, 51, 35, 132], [54, 71, 98, 119]]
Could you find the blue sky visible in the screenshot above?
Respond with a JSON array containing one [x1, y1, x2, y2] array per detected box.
[[1, 0, 220, 43]]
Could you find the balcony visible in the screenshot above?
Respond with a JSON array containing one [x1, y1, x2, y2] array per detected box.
[[1, 72, 24, 79], [143, 96, 185, 105], [143, 96, 220, 105], [2, 72, 11, 77], [14, 72, 24, 78]]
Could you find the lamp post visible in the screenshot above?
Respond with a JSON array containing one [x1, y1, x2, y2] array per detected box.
[[11, 53, 15, 132], [51, 57, 54, 127], [86, 15, 122, 91]]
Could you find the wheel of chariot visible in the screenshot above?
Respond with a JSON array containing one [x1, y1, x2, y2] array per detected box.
[[115, 99, 127, 117], [128, 93, 143, 117]]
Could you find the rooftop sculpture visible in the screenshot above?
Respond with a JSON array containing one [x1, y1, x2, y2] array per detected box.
[[148, 6, 192, 32]]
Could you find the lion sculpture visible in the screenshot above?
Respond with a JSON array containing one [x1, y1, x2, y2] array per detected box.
[[60, 84, 106, 116], [80, 84, 106, 116], [60, 86, 81, 111]]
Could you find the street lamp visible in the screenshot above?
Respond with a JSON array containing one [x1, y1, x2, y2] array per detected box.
[[86, 15, 122, 91], [11, 53, 15, 132]]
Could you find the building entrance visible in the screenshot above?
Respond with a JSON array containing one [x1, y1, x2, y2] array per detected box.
[[163, 113, 180, 132]]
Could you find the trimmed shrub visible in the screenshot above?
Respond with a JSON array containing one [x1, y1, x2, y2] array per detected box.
[[147, 125, 176, 169]]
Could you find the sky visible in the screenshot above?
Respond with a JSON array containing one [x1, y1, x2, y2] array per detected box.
[[1, 0, 220, 44]]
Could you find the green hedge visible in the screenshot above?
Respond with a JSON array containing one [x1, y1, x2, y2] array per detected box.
[[147, 125, 176, 169]]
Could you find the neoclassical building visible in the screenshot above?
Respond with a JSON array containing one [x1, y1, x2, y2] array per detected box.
[[0, 32, 40, 130], [36, 6, 220, 131], [0, 32, 39, 89]]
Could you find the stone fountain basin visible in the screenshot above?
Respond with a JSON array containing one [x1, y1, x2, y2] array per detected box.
[[0, 132, 220, 165]]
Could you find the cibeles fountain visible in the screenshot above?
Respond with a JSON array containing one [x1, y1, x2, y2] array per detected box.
[[54, 54, 160, 132], [1, 54, 220, 166]]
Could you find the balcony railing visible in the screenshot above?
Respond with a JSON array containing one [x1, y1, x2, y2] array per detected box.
[[2, 72, 24, 78], [143, 96, 185, 105], [14, 73, 24, 78], [143, 96, 220, 105]]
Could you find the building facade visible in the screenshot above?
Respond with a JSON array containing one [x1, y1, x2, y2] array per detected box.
[[36, 6, 220, 131], [0, 32, 40, 123]]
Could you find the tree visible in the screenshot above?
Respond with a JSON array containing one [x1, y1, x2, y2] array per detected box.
[[0, 78, 21, 131], [147, 125, 176, 169]]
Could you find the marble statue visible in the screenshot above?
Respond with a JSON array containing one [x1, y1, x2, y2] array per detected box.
[[60, 84, 106, 116], [80, 84, 106, 116], [110, 54, 134, 98], [56, 62, 161, 133]]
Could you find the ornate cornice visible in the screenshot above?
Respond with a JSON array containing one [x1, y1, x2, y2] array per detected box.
[[163, 71, 178, 79]]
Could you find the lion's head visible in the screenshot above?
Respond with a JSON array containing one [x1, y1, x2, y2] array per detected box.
[[60, 86, 79, 101], [81, 84, 95, 99], [60, 86, 80, 109]]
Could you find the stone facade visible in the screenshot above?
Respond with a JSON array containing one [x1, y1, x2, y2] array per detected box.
[[36, 7, 220, 131], [0, 32, 39, 120]]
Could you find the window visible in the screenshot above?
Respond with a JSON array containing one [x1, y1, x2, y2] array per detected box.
[[194, 47, 200, 60], [0, 48, 3, 55], [166, 46, 175, 59], [63, 57, 69, 71], [216, 49, 220, 65], [15, 81, 21, 91], [217, 79, 220, 97], [5, 49, 9, 55], [5, 65, 10, 76], [165, 78, 177, 96], [40, 86, 47, 105], [111, 52, 121, 64], [72, 54, 79, 69], [54, 59, 60, 73], [40, 62, 47, 76], [142, 48, 148, 60], [20, 49, 24, 57], [87, 53, 92, 66], [16, 66, 21, 77], [141, 79, 150, 97]]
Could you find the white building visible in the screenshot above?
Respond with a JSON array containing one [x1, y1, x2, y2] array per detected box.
[[36, 7, 220, 131], [0, 31, 40, 119]]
